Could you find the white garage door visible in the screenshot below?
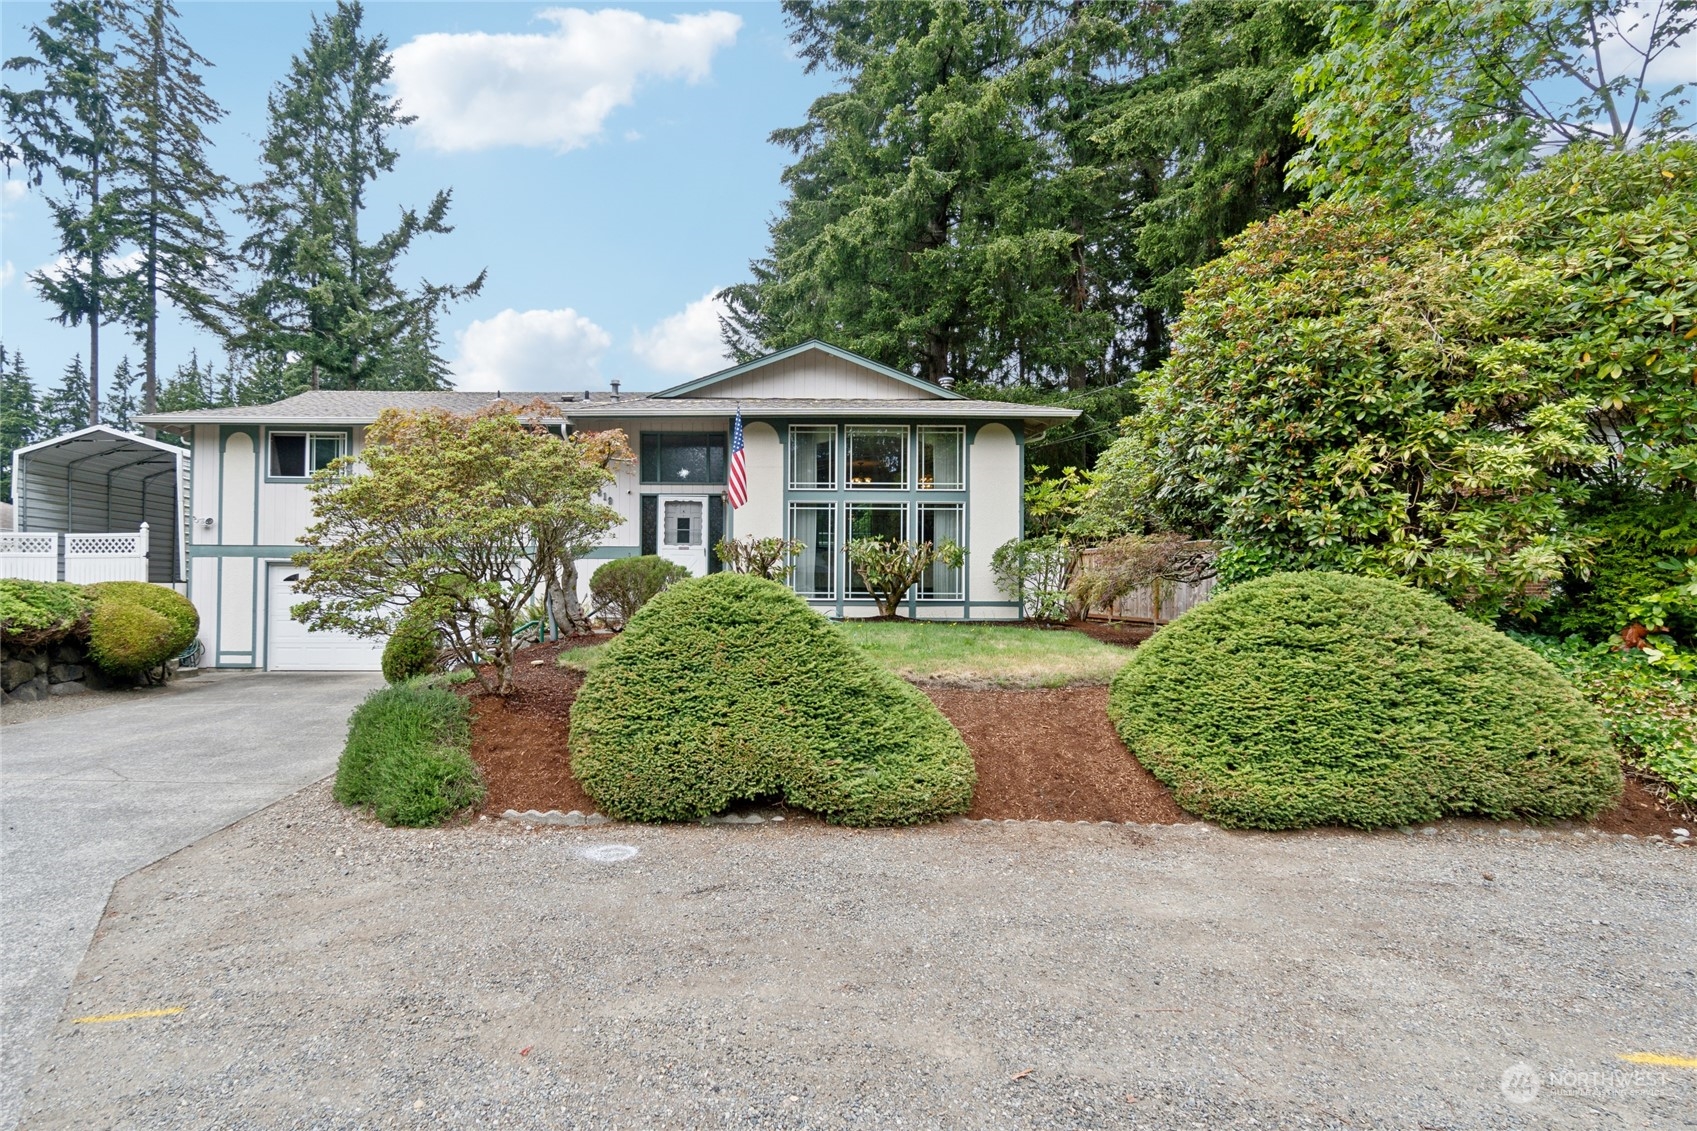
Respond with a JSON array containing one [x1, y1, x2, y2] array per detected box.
[[267, 564, 386, 671]]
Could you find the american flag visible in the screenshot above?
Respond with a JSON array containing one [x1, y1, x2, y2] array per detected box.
[[727, 407, 748, 509]]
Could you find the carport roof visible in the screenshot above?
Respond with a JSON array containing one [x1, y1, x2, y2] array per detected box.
[[14, 424, 184, 476]]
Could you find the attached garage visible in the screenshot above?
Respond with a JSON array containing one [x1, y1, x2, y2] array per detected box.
[[266, 564, 386, 671]]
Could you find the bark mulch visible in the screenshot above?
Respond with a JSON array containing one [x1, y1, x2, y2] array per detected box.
[[463, 640, 1690, 838]]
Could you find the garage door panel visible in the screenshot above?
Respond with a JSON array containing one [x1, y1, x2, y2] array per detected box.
[[267, 565, 386, 671]]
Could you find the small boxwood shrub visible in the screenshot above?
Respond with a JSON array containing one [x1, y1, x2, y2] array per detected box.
[[87, 601, 178, 676], [589, 554, 689, 628], [570, 573, 975, 826], [1109, 572, 1622, 830], [0, 579, 92, 649], [382, 604, 440, 684], [334, 683, 484, 827], [85, 581, 198, 658]]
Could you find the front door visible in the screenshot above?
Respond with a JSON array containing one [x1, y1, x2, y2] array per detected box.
[[656, 495, 709, 577]]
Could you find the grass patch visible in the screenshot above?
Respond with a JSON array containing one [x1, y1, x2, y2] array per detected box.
[[334, 683, 484, 827], [556, 640, 611, 674], [834, 620, 1128, 688]]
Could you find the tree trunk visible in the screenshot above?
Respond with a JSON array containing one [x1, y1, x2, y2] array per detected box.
[[546, 557, 592, 635]]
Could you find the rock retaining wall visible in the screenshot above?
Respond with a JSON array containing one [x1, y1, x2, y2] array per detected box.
[[1, 639, 121, 704]]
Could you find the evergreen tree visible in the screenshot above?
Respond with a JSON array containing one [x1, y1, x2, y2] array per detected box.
[[233, 0, 483, 390], [114, 0, 231, 412], [103, 353, 139, 430], [3, 0, 138, 423], [39, 354, 93, 436], [155, 347, 220, 412], [0, 346, 44, 502]]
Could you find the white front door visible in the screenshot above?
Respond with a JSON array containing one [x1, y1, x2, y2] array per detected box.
[[267, 564, 386, 671], [656, 495, 709, 578]]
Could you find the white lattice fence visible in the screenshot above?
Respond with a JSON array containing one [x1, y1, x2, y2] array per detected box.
[[0, 532, 59, 582], [64, 523, 149, 584]]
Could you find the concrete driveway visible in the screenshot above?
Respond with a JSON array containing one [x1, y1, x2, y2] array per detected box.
[[0, 670, 381, 1131]]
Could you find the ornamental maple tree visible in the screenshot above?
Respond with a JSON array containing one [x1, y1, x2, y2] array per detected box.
[[291, 402, 628, 695]]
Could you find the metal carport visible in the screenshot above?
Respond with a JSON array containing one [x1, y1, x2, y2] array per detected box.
[[11, 425, 189, 584]]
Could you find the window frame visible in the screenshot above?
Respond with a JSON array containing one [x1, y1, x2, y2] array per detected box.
[[265, 430, 347, 481], [639, 431, 728, 485], [787, 424, 839, 491], [915, 502, 966, 600], [844, 424, 910, 490], [916, 425, 966, 491], [787, 501, 838, 600], [843, 502, 909, 598]]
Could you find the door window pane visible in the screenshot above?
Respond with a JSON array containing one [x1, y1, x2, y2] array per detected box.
[[917, 504, 964, 599], [917, 427, 964, 490], [846, 504, 907, 597], [789, 426, 837, 490], [789, 503, 835, 599], [663, 500, 704, 546], [846, 426, 907, 488]]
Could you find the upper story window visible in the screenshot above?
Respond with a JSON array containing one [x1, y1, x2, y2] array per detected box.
[[789, 425, 837, 490], [917, 426, 964, 490], [269, 432, 345, 478], [641, 432, 726, 484], [846, 425, 907, 489]]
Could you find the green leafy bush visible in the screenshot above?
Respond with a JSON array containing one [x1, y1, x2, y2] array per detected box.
[[382, 604, 440, 684], [1541, 494, 1697, 644], [1516, 634, 1695, 807], [334, 684, 484, 827], [990, 536, 1072, 622], [0, 580, 92, 649], [570, 573, 975, 826], [1109, 572, 1622, 829], [86, 601, 177, 676], [590, 555, 690, 629], [84, 581, 198, 657], [715, 535, 804, 580]]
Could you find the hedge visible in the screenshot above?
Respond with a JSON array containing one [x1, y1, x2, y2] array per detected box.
[[570, 573, 975, 826], [1108, 572, 1622, 830], [0, 579, 93, 649], [83, 582, 199, 677], [334, 683, 484, 827]]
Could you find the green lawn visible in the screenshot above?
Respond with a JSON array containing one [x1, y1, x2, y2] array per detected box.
[[558, 620, 1131, 688]]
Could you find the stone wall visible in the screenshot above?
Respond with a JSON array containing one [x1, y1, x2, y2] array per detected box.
[[0, 639, 105, 704]]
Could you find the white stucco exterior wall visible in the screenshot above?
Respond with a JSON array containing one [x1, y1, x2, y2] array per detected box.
[[968, 423, 1021, 609], [735, 422, 783, 541]]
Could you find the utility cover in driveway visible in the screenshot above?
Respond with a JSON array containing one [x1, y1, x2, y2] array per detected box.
[[266, 563, 385, 671]]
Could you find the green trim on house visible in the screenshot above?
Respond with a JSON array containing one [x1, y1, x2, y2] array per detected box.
[[579, 545, 641, 560], [259, 425, 356, 484], [192, 544, 303, 558], [652, 339, 965, 401]]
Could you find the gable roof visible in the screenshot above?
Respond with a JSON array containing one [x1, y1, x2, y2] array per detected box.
[[135, 389, 617, 428], [652, 340, 964, 400]]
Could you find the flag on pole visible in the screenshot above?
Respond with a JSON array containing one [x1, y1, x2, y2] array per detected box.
[[727, 407, 749, 509]]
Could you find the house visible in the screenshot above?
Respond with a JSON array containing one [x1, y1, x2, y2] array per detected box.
[[134, 340, 1079, 671]]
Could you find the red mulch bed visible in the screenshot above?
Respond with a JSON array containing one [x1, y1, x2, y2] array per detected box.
[[462, 639, 1690, 837]]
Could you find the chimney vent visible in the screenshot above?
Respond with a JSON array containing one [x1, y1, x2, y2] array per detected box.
[[611, 379, 621, 400], [938, 375, 956, 390], [583, 389, 591, 402]]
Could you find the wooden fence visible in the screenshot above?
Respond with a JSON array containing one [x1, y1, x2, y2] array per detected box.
[[1073, 547, 1216, 625]]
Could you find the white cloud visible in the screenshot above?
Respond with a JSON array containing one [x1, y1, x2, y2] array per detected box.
[[632, 290, 734, 377], [452, 307, 612, 392], [1, 261, 13, 288], [2, 180, 26, 203], [1596, 0, 1693, 88], [391, 8, 742, 153], [32, 249, 145, 284]]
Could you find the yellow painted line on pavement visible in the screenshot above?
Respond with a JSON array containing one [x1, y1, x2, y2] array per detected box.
[[71, 1006, 185, 1025], [1617, 1052, 1697, 1069]]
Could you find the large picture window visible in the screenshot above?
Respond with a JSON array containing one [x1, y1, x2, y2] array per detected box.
[[789, 503, 836, 600], [845, 503, 907, 597], [788, 425, 837, 490], [846, 426, 907, 489], [917, 426, 964, 490], [917, 503, 964, 600], [268, 432, 344, 478], [641, 432, 727, 484]]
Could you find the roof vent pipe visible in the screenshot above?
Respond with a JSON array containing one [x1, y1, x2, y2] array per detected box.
[[938, 375, 956, 390], [611, 379, 621, 401], [583, 389, 591, 402]]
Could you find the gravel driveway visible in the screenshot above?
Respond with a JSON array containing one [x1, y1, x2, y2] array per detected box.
[[0, 671, 381, 1131], [16, 788, 1695, 1130]]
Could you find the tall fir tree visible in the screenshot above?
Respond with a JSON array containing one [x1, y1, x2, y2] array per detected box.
[[155, 347, 223, 412], [114, 0, 230, 413], [0, 346, 44, 502], [103, 353, 139, 430], [3, 0, 138, 423], [233, 0, 483, 390], [39, 354, 93, 437]]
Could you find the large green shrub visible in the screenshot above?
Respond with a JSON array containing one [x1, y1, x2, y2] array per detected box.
[[1541, 494, 1697, 645], [86, 601, 176, 675], [0, 580, 92, 649], [334, 684, 484, 827], [589, 554, 689, 628], [1109, 572, 1622, 829], [570, 573, 975, 826], [85, 581, 198, 656], [382, 604, 441, 684]]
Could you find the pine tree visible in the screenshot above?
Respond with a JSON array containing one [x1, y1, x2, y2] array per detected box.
[[155, 347, 217, 412], [104, 353, 139, 430], [40, 354, 93, 437], [233, 0, 483, 391], [3, 0, 139, 423], [0, 345, 44, 501], [114, 0, 230, 413]]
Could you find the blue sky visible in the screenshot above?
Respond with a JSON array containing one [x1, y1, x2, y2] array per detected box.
[[0, 2, 836, 396]]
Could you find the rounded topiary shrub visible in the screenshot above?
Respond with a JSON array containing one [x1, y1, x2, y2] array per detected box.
[[589, 554, 690, 628], [85, 581, 199, 659], [87, 600, 178, 676], [1108, 572, 1622, 830], [0, 579, 93, 649], [570, 573, 975, 826], [382, 605, 440, 684]]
